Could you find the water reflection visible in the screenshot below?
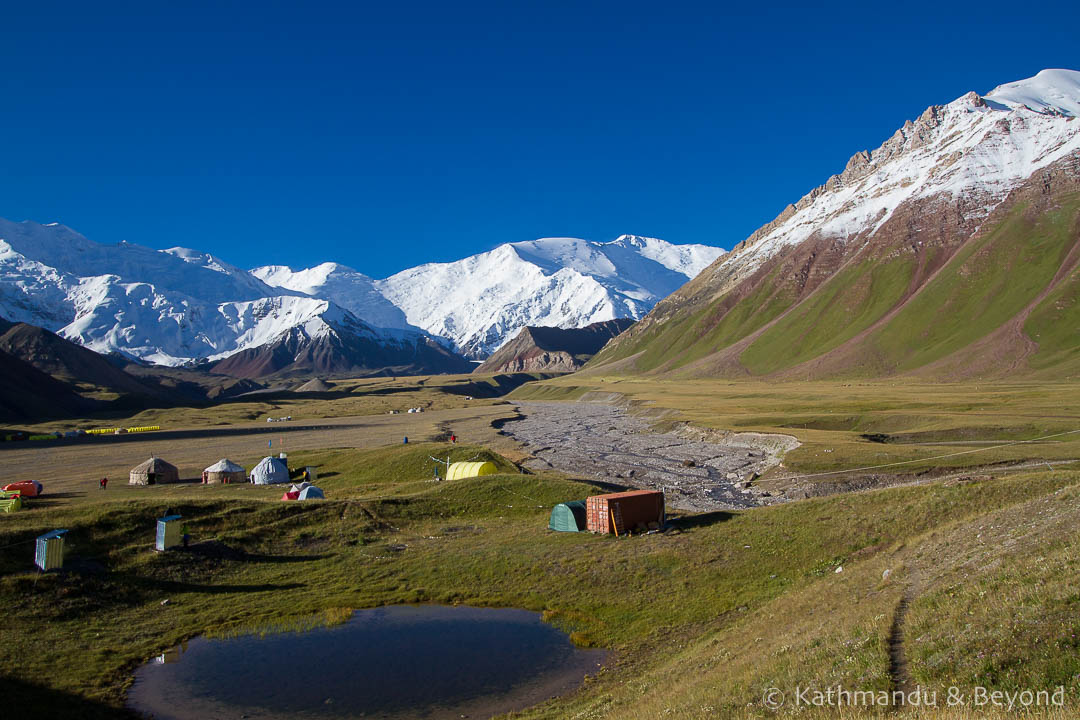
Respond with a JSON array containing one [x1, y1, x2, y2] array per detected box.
[[128, 605, 605, 719], [154, 640, 187, 665]]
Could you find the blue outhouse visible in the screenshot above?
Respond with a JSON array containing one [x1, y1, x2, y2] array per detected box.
[[156, 514, 183, 551], [35, 529, 68, 571]]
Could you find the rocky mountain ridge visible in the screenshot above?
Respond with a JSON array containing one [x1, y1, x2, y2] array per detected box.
[[473, 318, 636, 374], [588, 69, 1080, 380]]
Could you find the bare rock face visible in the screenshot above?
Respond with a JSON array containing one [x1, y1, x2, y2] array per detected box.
[[473, 318, 635, 374], [212, 322, 473, 380]]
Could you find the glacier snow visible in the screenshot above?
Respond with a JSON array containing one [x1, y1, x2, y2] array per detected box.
[[0, 217, 722, 364]]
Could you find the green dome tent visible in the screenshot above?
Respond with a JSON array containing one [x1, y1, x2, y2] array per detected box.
[[548, 500, 587, 532]]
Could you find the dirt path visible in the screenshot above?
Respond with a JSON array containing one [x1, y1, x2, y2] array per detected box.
[[888, 587, 915, 701], [888, 568, 924, 709], [504, 401, 799, 511]]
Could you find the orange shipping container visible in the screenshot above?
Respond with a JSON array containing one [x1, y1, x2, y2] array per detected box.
[[586, 490, 664, 534]]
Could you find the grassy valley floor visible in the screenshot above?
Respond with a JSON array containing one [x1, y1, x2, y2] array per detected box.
[[511, 377, 1080, 493], [2, 377, 1080, 718]]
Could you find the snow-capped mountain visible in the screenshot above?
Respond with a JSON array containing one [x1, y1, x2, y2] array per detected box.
[[0, 215, 719, 370], [0, 218, 468, 375], [257, 235, 722, 358], [721, 68, 1080, 288], [381, 235, 722, 358], [252, 262, 415, 332], [590, 69, 1080, 380]]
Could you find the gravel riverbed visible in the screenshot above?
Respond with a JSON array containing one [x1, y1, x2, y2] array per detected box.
[[504, 401, 799, 512]]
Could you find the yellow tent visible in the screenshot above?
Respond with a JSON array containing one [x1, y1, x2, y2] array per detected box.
[[0, 491, 23, 513], [446, 461, 497, 481]]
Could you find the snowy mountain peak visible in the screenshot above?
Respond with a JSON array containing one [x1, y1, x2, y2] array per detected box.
[[251, 262, 413, 332], [720, 68, 1080, 283], [378, 235, 723, 358], [4, 221, 721, 365], [609, 234, 649, 246], [253, 261, 371, 289], [984, 68, 1080, 117]]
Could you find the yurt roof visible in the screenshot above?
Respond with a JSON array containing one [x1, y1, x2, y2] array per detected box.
[[131, 457, 178, 473], [205, 458, 245, 473], [254, 456, 287, 470]]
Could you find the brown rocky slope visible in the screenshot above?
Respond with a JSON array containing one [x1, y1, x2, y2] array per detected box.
[[473, 319, 636, 374]]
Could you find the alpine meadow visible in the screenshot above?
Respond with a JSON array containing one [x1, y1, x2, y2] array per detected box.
[[2, 8, 1080, 719]]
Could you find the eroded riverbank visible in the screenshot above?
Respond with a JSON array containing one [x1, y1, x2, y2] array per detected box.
[[504, 400, 799, 511]]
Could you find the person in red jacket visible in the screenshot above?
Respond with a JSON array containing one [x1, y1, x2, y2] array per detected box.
[[99, 477, 108, 490]]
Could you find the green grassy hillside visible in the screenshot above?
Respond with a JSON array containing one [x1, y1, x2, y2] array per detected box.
[[740, 255, 914, 374], [3, 440, 1079, 718], [588, 187, 1080, 381], [864, 196, 1079, 374]]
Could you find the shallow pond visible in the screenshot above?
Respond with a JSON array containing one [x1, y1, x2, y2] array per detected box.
[[127, 605, 606, 719]]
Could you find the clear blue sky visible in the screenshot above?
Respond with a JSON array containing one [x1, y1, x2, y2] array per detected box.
[[2, 1, 1077, 278]]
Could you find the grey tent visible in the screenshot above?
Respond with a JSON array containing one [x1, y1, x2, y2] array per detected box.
[[298, 485, 325, 500], [130, 457, 180, 486], [203, 458, 245, 484], [548, 500, 587, 532], [250, 456, 289, 485]]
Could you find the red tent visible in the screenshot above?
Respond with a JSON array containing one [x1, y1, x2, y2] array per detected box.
[[3, 481, 41, 498]]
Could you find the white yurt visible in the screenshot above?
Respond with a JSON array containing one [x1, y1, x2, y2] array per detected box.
[[203, 458, 246, 484], [250, 456, 289, 485]]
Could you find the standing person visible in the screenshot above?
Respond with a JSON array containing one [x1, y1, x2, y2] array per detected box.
[[181, 523, 190, 549], [450, 434, 456, 444], [100, 477, 108, 490]]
